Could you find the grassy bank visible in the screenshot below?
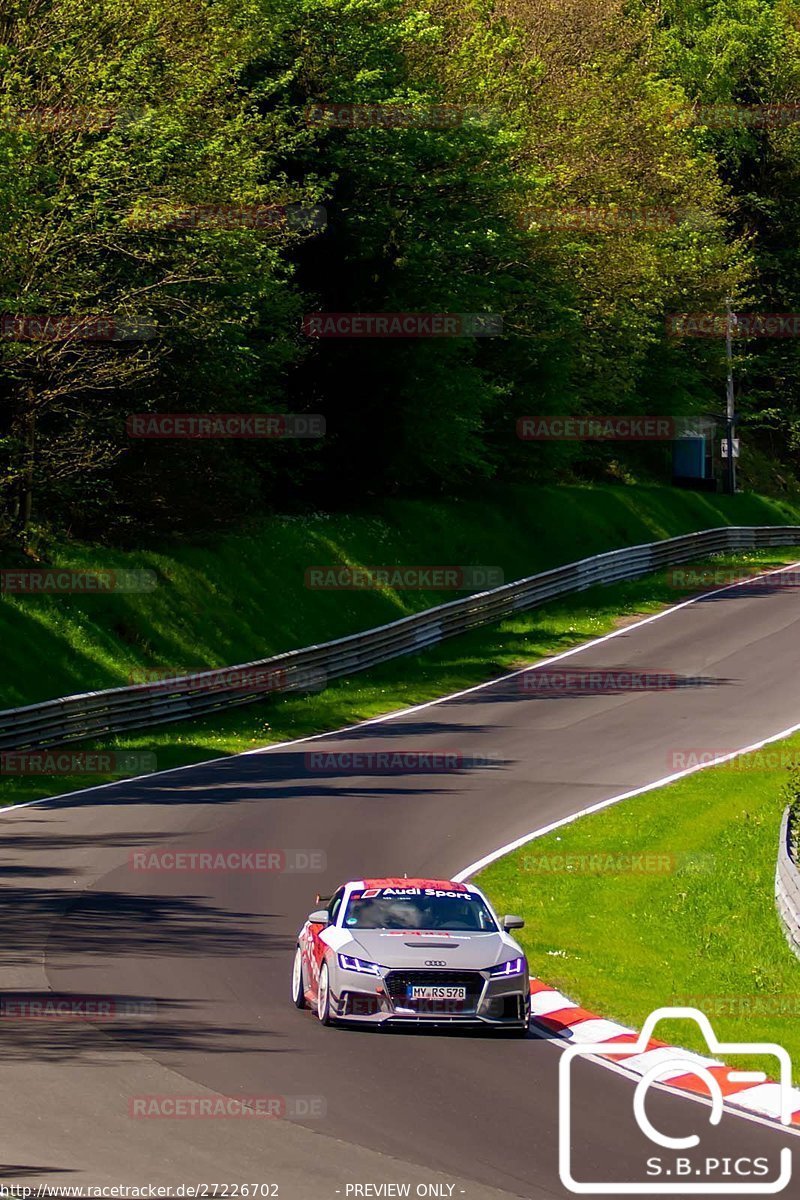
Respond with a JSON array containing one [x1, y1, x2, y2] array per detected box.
[[3, 483, 799, 709], [1, 482, 800, 808], [2, 545, 799, 809], [478, 734, 800, 1078]]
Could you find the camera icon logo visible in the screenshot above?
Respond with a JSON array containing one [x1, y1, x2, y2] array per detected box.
[[559, 1006, 794, 1194]]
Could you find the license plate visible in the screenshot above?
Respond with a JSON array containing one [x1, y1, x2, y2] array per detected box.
[[408, 985, 467, 1000]]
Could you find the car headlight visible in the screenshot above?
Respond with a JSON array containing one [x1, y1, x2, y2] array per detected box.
[[488, 957, 526, 977], [337, 953, 382, 975]]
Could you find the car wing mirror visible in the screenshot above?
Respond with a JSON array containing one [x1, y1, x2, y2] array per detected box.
[[308, 908, 329, 924], [502, 914, 524, 931]]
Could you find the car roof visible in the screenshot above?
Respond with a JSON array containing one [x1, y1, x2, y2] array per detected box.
[[350, 878, 470, 892]]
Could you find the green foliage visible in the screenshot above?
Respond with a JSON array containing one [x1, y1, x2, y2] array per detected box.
[[782, 766, 800, 857], [1, 481, 797, 805], [639, 0, 800, 483], [1, 0, 800, 536]]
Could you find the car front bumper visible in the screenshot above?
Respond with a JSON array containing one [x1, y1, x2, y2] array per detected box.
[[331, 968, 530, 1027]]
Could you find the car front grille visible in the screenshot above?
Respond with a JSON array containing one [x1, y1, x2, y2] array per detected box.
[[384, 970, 484, 1015]]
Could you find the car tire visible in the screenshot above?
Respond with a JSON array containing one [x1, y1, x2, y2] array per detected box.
[[317, 961, 334, 1026], [291, 946, 307, 1009]]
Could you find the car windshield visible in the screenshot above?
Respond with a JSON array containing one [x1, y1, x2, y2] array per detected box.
[[343, 889, 498, 931]]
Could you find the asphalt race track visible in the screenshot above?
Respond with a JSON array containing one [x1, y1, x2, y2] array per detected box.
[[4, 571, 800, 1198]]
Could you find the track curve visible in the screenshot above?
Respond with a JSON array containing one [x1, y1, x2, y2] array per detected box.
[[5, 569, 800, 1197]]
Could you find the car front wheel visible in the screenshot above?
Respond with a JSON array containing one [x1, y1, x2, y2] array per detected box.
[[316, 961, 334, 1025], [291, 946, 307, 1009]]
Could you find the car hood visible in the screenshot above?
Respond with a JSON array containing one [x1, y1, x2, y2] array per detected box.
[[323, 927, 524, 971]]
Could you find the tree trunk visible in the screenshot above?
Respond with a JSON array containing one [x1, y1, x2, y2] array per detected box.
[[15, 400, 35, 543]]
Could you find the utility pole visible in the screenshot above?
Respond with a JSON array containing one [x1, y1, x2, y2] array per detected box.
[[724, 298, 737, 494]]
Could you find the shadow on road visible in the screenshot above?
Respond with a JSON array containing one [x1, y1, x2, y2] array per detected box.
[[0, 989, 280, 1062]]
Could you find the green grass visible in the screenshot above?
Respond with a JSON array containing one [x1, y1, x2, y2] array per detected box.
[[3, 483, 798, 709], [478, 732, 800, 1079], [2, 481, 800, 810], [5, 482, 800, 1080], [1, 544, 799, 813]]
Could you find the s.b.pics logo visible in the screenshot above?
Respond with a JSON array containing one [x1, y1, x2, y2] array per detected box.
[[559, 1007, 794, 1194]]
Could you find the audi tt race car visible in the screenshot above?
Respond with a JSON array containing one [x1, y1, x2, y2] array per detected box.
[[291, 877, 530, 1034]]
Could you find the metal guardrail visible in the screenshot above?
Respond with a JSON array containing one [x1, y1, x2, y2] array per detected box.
[[1, 525, 799, 751], [776, 806, 800, 961]]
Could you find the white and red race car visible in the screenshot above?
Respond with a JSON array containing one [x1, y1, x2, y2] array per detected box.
[[291, 877, 529, 1034]]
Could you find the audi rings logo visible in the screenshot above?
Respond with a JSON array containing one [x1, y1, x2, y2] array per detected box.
[[425, 960, 447, 966]]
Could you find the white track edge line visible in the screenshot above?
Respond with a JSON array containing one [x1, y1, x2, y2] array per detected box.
[[6, 552, 800, 1145], [527, 985, 800, 1139], [535, 1031, 800, 1141], [3, 555, 799, 816], [452, 708, 800, 881]]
